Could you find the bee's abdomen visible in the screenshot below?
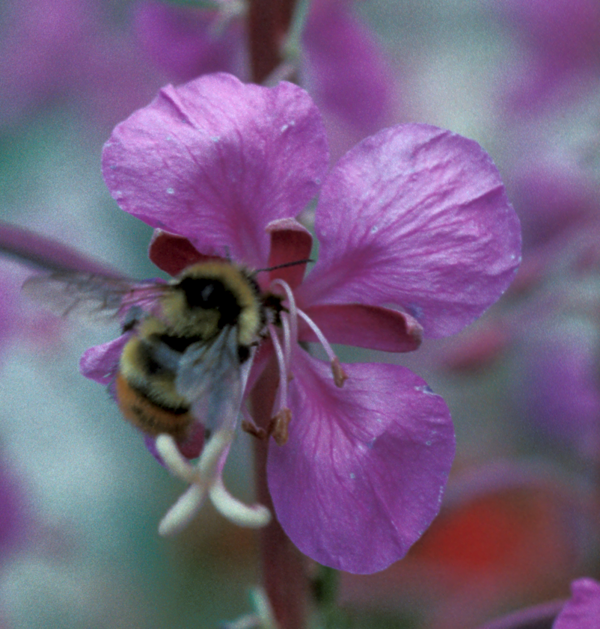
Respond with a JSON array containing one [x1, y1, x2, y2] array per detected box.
[[115, 372, 191, 438]]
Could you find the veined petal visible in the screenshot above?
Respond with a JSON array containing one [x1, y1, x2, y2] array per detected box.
[[102, 73, 328, 268], [268, 351, 455, 574], [300, 303, 423, 352], [299, 124, 521, 338]]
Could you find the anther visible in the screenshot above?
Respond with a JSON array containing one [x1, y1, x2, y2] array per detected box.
[[297, 310, 349, 387], [242, 419, 268, 440], [269, 408, 292, 446], [331, 357, 348, 388]]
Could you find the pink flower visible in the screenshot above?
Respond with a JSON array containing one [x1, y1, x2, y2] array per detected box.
[[84, 73, 521, 573]]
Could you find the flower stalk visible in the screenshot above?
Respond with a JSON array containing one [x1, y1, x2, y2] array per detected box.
[[251, 360, 310, 629], [248, 0, 298, 82]]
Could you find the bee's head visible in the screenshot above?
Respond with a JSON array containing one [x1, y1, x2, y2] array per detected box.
[[176, 275, 242, 325]]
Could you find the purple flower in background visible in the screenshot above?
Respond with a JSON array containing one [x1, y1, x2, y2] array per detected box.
[[0, 0, 159, 128], [84, 73, 520, 573], [554, 579, 600, 629], [495, 0, 600, 112], [522, 321, 600, 460], [134, 0, 400, 158], [133, 0, 245, 82], [476, 578, 600, 629]]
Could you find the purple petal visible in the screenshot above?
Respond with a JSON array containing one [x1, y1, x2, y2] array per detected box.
[[134, 1, 243, 83], [298, 124, 521, 338], [265, 218, 313, 289], [102, 73, 329, 268], [509, 161, 597, 251], [302, 0, 397, 136], [268, 351, 455, 573], [496, 0, 600, 69], [495, 0, 600, 113], [148, 229, 225, 276], [475, 600, 563, 629], [0, 221, 123, 276], [79, 334, 129, 385], [554, 579, 600, 629], [523, 324, 600, 458], [301, 303, 423, 352]]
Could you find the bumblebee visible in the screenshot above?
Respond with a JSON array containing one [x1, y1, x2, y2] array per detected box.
[[24, 261, 282, 441]]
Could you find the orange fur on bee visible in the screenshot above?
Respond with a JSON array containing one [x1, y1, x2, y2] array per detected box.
[[115, 372, 192, 439]]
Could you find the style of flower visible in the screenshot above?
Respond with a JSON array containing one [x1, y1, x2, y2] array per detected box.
[[82, 73, 521, 574]]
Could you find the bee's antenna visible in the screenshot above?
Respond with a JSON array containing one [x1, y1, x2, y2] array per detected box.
[[256, 259, 313, 273]]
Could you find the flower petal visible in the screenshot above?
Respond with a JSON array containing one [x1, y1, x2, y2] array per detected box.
[[267, 351, 455, 573], [134, 1, 243, 82], [298, 124, 521, 338], [265, 218, 313, 289], [0, 221, 122, 276], [148, 229, 225, 276], [300, 303, 423, 352], [303, 0, 396, 136], [554, 578, 600, 629], [102, 73, 328, 267], [79, 334, 129, 385]]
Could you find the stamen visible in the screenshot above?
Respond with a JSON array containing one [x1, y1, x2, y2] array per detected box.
[[297, 310, 348, 388], [240, 406, 269, 439], [241, 420, 268, 440], [270, 278, 298, 347], [331, 357, 349, 388], [280, 311, 292, 368], [269, 408, 292, 446], [268, 322, 288, 412]]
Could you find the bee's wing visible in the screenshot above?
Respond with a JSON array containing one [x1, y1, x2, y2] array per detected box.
[[176, 327, 244, 433], [22, 271, 167, 322]]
